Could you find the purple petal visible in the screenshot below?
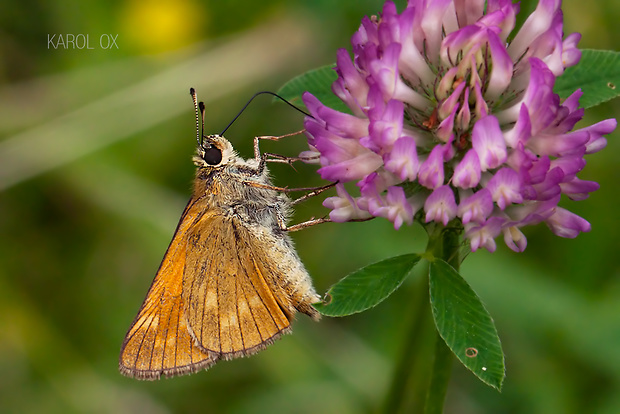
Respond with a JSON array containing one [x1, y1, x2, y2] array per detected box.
[[456, 88, 472, 130], [503, 226, 528, 252], [323, 184, 373, 222], [484, 0, 518, 41], [508, 0, 561, 61], [333, 48, 369, 114], [549, 153, 586, 180], [436, 100, 460, 143], [525, 154, 550, 185], [583, 118, 617, 154], [485, 167, 524, 209], [531, 166, 563, 200], [382, 186, 416, 229], [472, 115, 507, 171], [438, 80, 465, 121], [452, 149, 482, 189], [303, 92, 370, 140], [503, 106, 532, 148], [424, 185, 457, 225], [384, 136, 420, 180], [562, 32, 582, 68], [458, 189, 494, 224], [527, 130, 589, 157], [496, 59, 556, 132], [526, 13, 565, 76], [485, 29, 514, 100], [545, 207, 591, 238], [508, 195, 559, 224], [317, 152, 383, 182], [368, 99, 405, 150], [440, 25, 483, 67], [418, 145, 445, 189], [305, 120, 363, 164], [377, 1, 400, 47], [454, 0, 485, 26], [397, 5, 435, 85], [560, 178, 600, 201], [421, 0, 454, 64], [465, 216, 504, 252]]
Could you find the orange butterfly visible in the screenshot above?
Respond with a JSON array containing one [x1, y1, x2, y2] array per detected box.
[[119, 89, 327, 380]]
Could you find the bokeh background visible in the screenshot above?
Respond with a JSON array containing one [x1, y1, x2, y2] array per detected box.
[[0, 0, 618, 413]]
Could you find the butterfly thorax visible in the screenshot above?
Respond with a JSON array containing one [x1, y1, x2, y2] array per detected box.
[[192, 145, 291, 232]]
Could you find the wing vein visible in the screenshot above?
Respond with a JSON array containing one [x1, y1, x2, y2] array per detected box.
[[174, 300, 182, 367], [215, 268, 222, 354], [244, 245, 281, 331], [235, 265, 246, 350], [240, 262, 264, 342], [136, 309, 157, 371], [159, 294, 176, 372]]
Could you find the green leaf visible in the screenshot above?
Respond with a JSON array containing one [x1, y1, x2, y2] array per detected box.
[[315, 254, 422, 317], [276, 64, 351, 113], [555, 49, 620, 108], [429, 259, 505, 390]]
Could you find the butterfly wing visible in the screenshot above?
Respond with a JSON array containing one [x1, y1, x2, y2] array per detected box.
[[182, 213, 293, 360], [119, 198, 218, 380]]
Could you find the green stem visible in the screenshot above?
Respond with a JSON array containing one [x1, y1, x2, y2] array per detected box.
[[426, 224, 462, 268], [381, 224, 462, 413], [422, 224, 462, 414], [424, 331, 453, 414], [381, 276, 430, 413]]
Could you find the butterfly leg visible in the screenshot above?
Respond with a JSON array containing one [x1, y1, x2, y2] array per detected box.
[[242, 180, 337, 231], [242, 181, 336, 197], [283, 216, 375, 232], [263, 152, 320, 166], [284, 217, 332, 232], [290, 182, 336, 205], [254, 130, 307, 170]]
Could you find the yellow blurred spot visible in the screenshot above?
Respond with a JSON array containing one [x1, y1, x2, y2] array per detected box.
[[119, 0, 206, 54]]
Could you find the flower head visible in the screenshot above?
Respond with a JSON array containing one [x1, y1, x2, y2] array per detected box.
[[302, 0, 616, 251]]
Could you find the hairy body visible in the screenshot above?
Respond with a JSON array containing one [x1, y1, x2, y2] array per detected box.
[[119, 135, 320, 380]]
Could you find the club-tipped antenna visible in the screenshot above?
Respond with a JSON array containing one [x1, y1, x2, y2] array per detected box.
[[198, 102, 206, 142], [220, 91, 314, 136], [190, 88, 202, 146]]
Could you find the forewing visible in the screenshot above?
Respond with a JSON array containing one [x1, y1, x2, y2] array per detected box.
[[119, 198, 217, 380], [183, 214, 292, 360]]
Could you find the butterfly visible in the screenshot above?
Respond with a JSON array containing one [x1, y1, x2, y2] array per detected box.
[[119, 89, 328, 380]]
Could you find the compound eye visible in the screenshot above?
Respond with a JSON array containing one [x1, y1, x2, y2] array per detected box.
[[203, 147, 222, 165]]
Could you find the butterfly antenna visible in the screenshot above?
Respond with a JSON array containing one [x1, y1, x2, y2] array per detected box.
[[190, 88, 202, 146], [220, 91, 314, 136], [199, 102, 206, 143]]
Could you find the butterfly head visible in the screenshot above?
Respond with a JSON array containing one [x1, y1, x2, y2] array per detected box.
[[193, 134, 236, 169]]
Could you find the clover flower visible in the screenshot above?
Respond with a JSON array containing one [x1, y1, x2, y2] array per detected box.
[[302, 0, 616, 252]]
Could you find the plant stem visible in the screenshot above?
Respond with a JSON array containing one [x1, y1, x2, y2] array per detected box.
[[423, 330, 453, 414], [422, 224, 461, 413], [381, 276, 430, 413], [382, 225, 462, 413]]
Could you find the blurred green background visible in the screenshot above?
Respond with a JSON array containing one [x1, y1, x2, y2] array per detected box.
[[0, 0, 618, 413]]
